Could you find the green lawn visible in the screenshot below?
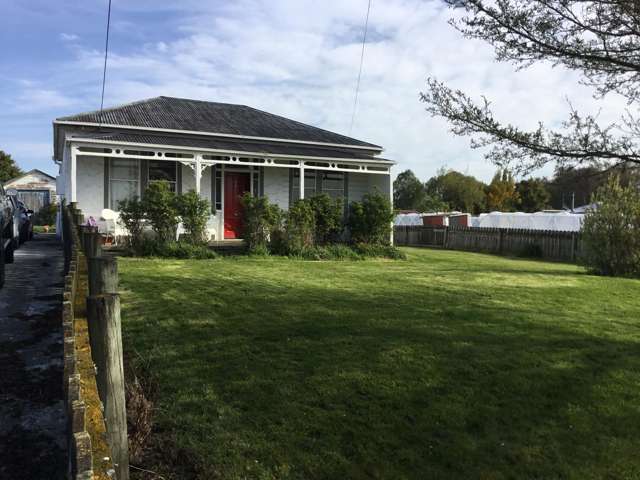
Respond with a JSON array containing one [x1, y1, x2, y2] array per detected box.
[[119, 248, 640, 480]]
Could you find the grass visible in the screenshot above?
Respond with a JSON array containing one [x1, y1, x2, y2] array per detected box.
[[119, 248, 640, 480]]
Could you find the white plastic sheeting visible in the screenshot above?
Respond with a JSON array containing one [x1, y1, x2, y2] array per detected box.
[[394, 213, 425, 226], [470, 212, 583, 232]]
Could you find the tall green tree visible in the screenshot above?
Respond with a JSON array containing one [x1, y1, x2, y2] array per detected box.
[[393, 169, 447, 212], [582, 176, 640, 277], [426, 169, 486, 214], [0, 150, 23, 183], [422, 1, 640, 175], [516, 178, 551, 212], [393, 170, 426, 210], [486, 169, 519, 211]]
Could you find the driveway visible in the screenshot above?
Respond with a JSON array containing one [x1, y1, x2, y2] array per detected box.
[[0, 234, 67, 479]]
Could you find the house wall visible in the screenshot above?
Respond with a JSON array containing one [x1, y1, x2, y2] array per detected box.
[[348, 172, 391, 203], [76, 155, 106, 220], [67, 152, 391, 242], [263, 167, 290, 210]]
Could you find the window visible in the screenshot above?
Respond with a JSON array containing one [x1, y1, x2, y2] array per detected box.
[[321, 172, 344, 200], [292, 170, 318, 200], [148, 160, 178, 192], [110, 158, 139, 210]]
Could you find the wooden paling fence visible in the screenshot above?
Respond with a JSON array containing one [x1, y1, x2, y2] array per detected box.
[[394, 225, 582, 263]]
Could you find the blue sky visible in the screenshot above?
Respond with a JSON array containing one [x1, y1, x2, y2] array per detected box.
[[0, 0, 624, 182]]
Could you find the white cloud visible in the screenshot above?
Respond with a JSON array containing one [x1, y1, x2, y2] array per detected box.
[[23, 0, 630, 182], [60, 32, 79, 42], [13, 88, 77, 113]]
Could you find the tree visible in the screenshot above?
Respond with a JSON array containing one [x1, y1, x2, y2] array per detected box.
[[426, 169, 486, 214], [393, 169, 448, 212], [421, 1, 640, 175], [0, 150, 22, 183], [486, 169, 519, 211], [582, 176, 640, 277], [516, 178, 550, 212], [393, 170, 425, 210], [547, 166, 605, 209]]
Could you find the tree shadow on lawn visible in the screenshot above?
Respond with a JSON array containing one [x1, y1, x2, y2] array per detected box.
[[121, 269, 640, 480]]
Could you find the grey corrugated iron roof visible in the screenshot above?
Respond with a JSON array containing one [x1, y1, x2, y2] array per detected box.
[[57, 96, 382, 150], [69, 132, 393, 163]]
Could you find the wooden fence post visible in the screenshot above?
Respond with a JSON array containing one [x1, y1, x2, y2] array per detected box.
[[86, 294, 129, 480], [87, 256, 118, 297], [81, 228, 102, 259]]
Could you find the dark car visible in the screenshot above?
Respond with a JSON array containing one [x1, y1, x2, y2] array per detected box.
[[1, 184, 16, 288], [6, 194, 22, 249]]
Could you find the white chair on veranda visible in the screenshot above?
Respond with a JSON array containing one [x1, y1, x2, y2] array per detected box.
[[100, 208, 119, 246]]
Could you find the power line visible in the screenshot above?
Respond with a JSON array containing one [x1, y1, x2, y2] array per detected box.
[[349, 0, 372, 136], [99, 0, 112, 125]]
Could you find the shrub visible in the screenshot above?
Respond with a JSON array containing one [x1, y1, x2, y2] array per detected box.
[[118, 196, 146, 253], [581, 176, 640, 277], [287, 244, 361, 261], [241, 193, 283, 252], [286, 243, 405, 261], [347, 190, 394, 244], [142, 182, 179, 244], [309, 194, 343, 244], [32, 203, 58, 226], [176, 190, 210, 244], [353, 242, 407, 260], [285, 199, 316, 251], [137, 239, 217, 259]]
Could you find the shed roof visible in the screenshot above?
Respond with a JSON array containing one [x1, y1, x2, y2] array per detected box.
[[4, 169, 56, 186]]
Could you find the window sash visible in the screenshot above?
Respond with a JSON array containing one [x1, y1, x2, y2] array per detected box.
[[148, 160, 178, 193], [109, 158, 139, 210]]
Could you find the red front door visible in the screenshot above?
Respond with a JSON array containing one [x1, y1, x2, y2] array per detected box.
[[224, 172, 251, 239]]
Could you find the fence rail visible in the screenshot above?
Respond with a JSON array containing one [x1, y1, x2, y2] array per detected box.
[[394, 225, 582, 262]]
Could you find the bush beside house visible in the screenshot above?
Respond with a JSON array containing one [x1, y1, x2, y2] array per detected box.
[[118, 184, 401, 261], [118, 181, 216, 259], [241, 190, 404, 260]]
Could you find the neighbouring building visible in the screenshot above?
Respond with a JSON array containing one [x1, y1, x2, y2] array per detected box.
[[53, 96, 393, 240], [3, 169, 58, 212]]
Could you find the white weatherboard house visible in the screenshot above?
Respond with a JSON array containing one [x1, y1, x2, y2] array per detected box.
[[53, 97, 393, 240]]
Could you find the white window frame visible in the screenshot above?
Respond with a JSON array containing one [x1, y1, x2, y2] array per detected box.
[[109, 158, 141, 210]]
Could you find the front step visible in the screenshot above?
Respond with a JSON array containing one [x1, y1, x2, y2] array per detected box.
[[209, 239, 247, 255]]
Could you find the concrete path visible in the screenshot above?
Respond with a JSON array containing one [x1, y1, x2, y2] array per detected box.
[[0, 234, 67, 479]]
